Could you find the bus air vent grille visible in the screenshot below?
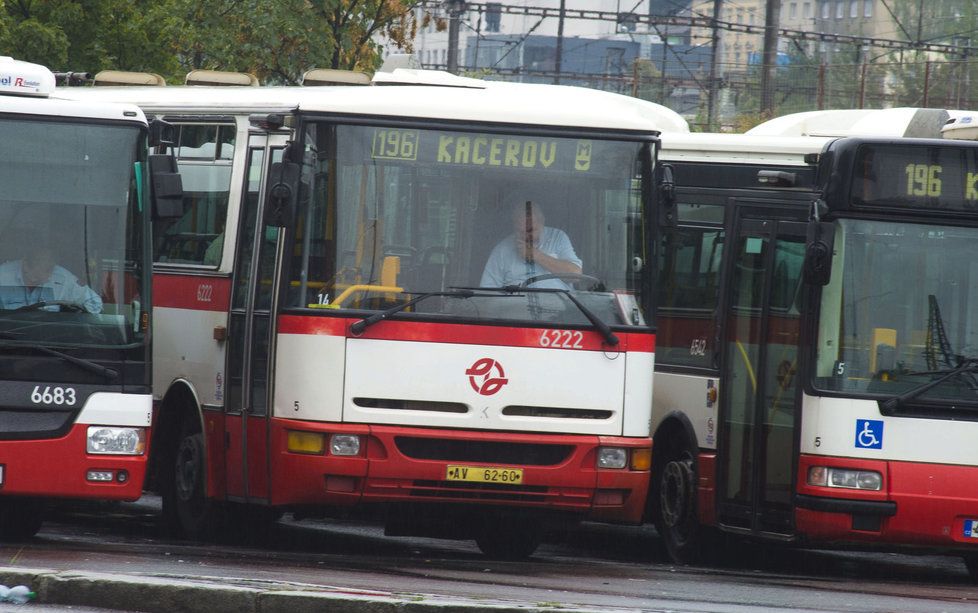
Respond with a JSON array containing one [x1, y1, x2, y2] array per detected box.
[[395, 437, 573, 465]]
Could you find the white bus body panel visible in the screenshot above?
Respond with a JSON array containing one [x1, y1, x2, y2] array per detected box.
[[274, 334, 647, 437], [799, 393, 978, 465], [75, 392, 153, 427], [652, 372, 719, 450], [153, 305, 228, 406]]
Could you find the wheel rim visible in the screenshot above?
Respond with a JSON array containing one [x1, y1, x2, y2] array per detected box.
[[660, 455, 694, 532], [175, 436, 200, 503]]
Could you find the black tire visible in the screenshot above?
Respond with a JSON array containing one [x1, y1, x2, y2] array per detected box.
[[654, 446, 702, 564], [162, 419, 219, 539], [475, 516, 543, 560], [964, 554, 978, 582], [0, 499, 44, 541]]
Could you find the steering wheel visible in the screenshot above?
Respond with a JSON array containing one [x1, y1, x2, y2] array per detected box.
[[14, 300, 88, 313], [519, 272, 605, 291]]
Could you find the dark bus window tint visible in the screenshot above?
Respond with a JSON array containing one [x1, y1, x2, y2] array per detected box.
[[657, 203, 724, 368]]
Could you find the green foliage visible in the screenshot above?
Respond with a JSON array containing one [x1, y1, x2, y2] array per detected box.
[[0, 0, 423, 84]]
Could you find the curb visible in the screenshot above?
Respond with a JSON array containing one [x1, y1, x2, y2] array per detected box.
[[0, 566, 619, 613]]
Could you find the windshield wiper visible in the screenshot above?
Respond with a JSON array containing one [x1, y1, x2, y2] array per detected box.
[[881, 357, 978, 412], [0, 334, 119, 382], [477, 285, 620, 347], [349, 290, 477, 335]]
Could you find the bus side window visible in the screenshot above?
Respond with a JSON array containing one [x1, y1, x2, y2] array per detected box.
[[153, 123, 235, 266]]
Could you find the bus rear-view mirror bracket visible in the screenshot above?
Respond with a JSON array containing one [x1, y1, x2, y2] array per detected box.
[[148, 153, 184, 220], [264, 161, 300, 227]]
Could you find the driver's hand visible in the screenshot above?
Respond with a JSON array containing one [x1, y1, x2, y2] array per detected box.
[[516, 239, 535, 263]]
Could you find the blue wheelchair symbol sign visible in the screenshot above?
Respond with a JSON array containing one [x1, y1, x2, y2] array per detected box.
[[855, 419, 884, 449]]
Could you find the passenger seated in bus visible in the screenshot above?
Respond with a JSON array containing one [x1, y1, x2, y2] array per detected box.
[[480, 201, 582, 290], [0, 247, 103, 313]]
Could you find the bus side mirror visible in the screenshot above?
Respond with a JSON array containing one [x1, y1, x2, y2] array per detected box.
[[264, 161, 300, 227], [148, 118, 176, 148], [657, 164, 677, 228], [148, 153, 184, 220], [803, 221, 835, 286]]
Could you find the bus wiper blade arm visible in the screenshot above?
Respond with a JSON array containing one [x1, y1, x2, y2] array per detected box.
[[881, 357, 978, 411], [0, 339, 120, 381], [491, 285, 620, 347], [349, 290, 476, 336]]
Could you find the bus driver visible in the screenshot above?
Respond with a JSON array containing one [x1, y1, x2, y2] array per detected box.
[[480, 201, 582, 290], [0, 247, 103, 313]]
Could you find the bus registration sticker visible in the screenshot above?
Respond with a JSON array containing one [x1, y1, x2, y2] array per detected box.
[[964, 520, 978, 538], [446, 465, 523, 485]]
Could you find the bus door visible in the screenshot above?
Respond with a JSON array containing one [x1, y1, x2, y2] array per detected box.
[[717, 208, 806, 536], [224, 132, 286, 504]]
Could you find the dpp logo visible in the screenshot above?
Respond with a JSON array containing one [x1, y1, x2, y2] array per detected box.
[[466, 357, 508, 396], [855, 419, 884, 450]]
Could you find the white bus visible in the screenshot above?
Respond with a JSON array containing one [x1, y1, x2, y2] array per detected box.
[[651, 108, 978, 579], [0, 58, 180, 539], [68, 68, 684, 557]]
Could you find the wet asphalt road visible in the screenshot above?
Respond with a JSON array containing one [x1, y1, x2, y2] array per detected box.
[[2, 497, 978, 612]]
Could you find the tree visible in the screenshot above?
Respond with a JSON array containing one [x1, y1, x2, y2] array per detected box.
[[0, 0, 425, 84], [162, 0, 423, 84], [0, 0, 181, 77]]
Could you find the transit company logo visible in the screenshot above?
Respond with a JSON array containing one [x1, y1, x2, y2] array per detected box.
[[466, 357, 508, 396], [0, 75, 41, 89]]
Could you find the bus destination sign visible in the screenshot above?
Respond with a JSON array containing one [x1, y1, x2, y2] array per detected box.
[[362, 127, 620, 174], [851, 143, 978, 211]]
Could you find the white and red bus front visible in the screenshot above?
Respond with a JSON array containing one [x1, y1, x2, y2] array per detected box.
[[796, 138, 978, 569], [0, 72, 156, 532], [267, 119, 657, 535]]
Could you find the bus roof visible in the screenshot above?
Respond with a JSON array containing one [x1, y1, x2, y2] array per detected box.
[[61, 80, 686, 135], [0, 92, 147, 124], [745, 107, 962, 139], [659, 132, 833, 165]]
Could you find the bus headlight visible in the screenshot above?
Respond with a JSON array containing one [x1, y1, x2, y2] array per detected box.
[[329, 434, 361, 456], [87, 427, 146, 455], [808, 466, 882, 491], [597, 447, 628, 469]]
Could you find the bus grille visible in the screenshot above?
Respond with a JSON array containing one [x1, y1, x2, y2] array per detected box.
[[394, 437, 574, 466], [0, 410, 73, 440], [409, 480, 548, 502]]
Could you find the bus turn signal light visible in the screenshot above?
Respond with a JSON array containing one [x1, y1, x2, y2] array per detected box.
[[287, 430, 326, 455], [630, 448, 652, 471]]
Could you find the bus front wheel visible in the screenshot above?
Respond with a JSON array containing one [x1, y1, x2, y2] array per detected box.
[[0, 499, 43, 541], [964, 554, 978, 582], [655, 447, 701, 564], [475, 515, 543, 560]]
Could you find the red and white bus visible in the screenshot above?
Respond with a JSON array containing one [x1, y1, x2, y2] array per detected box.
[[70, 68, 683, 557], [650, 108, 978, 577], [0, 58, 180, 539]]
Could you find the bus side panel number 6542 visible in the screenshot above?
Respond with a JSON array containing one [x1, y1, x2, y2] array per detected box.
[[539, 330, 583, 349], [31, 385, 76, 406]]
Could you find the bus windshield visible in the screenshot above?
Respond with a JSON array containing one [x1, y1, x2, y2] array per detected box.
[[813, 218, 978, 407], [0, 117, 145, 347], [286, 122, 651, 328]]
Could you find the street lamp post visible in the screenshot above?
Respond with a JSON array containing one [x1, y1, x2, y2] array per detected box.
[[445, 0, 468, 74]]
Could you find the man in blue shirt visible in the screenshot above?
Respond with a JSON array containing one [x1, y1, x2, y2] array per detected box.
[[0, 247, 103, 313], [480, 201, 583, 290]]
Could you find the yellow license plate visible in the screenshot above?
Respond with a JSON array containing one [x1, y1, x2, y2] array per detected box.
[[445, 465, 523, 485]]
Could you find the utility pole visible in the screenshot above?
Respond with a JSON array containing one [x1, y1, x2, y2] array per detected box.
[[446, 0, 467, 74], [554, 0, 566, 84], [706, 0, 723, 129], [759, 0, 782, 115]]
